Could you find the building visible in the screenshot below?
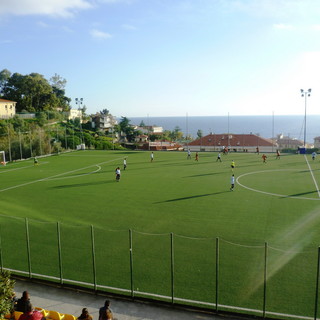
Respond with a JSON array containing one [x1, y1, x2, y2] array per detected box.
[[137, 140, 182, 151], [0, 99, 16, 119], [276, 134, 304, 149], [187, 133, 276, 152], [68, 109, 83, 122], [91, 113, 118, 132], [314, 137, 320, 149], [133, 125, 163, 134], [134, 134, 149, 143]]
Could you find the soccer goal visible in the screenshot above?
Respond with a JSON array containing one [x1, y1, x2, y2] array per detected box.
[[0, 151, 6, 166]]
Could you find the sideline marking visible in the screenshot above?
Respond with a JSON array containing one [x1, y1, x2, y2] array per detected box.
[[236, 169, 320, 201], [0, 157, 123, 193], [0, 162, 49, 174], [304, 154, 320, 198], [47, 165, 101, 181]]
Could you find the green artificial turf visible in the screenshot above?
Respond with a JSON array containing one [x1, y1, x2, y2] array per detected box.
[[1, 150, 320, 318]]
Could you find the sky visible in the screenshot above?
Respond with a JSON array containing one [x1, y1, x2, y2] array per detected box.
[[1, 0, 320, 117]]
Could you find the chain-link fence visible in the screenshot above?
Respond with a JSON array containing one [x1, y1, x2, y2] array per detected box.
[[0, 215, 319, 320]]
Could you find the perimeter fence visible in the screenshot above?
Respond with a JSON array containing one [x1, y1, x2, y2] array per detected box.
[[1, 214, 320, 320]]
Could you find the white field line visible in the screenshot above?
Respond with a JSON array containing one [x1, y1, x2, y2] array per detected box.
[[236, 169, 320, 201], [47, 165, 101, 181], [304, 154, 320, 198], [0, 157, 123, 193], [0, 162, 49, 174]]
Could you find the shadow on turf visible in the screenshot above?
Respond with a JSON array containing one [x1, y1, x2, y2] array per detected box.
[[281, 190, 319, 198], [52, 180, 114, 189], [155, 191, 229, 203], [185, 171, 226, 178]]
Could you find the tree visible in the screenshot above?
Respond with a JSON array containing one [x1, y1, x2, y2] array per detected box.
[[169, 126, 183, 141], [3, 72, 54, 112], [139, 120, 145, 127], [0, 270, 15, 318], [79, 105, 87, 115], [50, 74, 70, 111], [0, 69, 11, 96], [119, 116, 130, 132], [11, 116, 28, 131], [50, 73, 67, 90], [36, 112, 49, 127], [197, 129, 203, 139], [1, 70, 71, 112], [99, 109, 109, 115], [119, 117, 136, 142], [52, 86, 71, 111]]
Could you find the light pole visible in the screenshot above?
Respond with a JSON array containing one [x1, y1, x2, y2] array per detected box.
[[75, 98, 84, 146], [301, 89, 311, 148]]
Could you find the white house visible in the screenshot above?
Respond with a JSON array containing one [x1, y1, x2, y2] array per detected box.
[[68, 109, 82, 122], [0, 99, 16, 119], [314, 137, 320, 148], [91, 113, 118, 132]]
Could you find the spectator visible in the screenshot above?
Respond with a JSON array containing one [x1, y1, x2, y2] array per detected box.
[[16, 291, 31, 313], [77, 308, 92, 320], [10, 292, 18, 318], [99, 300, 114, 320], [18, 303, 44, 320]]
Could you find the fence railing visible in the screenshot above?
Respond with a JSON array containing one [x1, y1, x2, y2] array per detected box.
[[0, 214, 319, 320]]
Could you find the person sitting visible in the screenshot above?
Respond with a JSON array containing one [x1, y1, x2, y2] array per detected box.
[[18, 303, 44, 320], [15, 291, 31, 313], [99, 300, 114, 320], [77, 308, 92, 320]]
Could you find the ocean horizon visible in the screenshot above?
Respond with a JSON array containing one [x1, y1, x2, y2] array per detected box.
[[127, 115, 320, 144]]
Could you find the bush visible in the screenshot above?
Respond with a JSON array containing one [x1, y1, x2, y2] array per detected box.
[[0, 270, 15, 318]]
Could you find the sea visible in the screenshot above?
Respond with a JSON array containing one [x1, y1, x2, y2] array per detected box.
[[128, 115, 320, 144]]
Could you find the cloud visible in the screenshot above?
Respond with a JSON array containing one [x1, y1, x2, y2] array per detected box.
[[90, 29, 113, 39], [121, 24, 137, 30], [98, 0, 134, 3], [37, 21, 50, 28], [273, 23, 295, 30], [0, 0, 93, 17], [61, 26, 74, 33], [0, 40, 12, 44], [225, 0, 320, 19]]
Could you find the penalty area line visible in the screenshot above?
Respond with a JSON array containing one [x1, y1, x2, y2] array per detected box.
[[304, 154, 320, 198], [0, 157, 123, 193]]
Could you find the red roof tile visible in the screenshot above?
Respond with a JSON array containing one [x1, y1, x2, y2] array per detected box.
[[189, 133, 275, 147], [0, 98, 16, 103]]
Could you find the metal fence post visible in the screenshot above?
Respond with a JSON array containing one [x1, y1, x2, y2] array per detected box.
[[129, 229, 134, 298], [91, 225, 97, 291], [25, 218, 32, 278], [57, 222, 63, 284], [314, 247, 320, 320], [216, 237, 219, 313], [0, 224, 3, 271], [171, 232, 175, 304], [263, 242, 268, 319]]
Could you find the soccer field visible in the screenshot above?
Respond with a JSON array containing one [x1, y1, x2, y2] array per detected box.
[[1, 150, 320, 318]]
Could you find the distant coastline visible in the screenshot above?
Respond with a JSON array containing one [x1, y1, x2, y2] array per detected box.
[[127, 115, 320, 143]]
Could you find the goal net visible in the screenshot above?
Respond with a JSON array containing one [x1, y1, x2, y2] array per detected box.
[[0, 151, 6, 166]]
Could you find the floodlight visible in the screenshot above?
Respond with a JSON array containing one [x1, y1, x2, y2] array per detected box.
[[300, 88, 312, 148]]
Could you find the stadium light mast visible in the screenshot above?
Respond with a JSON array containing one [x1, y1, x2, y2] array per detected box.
[[75, 98, 84, 145], [300, 89, 311, 148]]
